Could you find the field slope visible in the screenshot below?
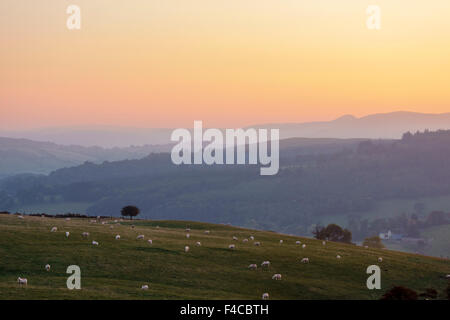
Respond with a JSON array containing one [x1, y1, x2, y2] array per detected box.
[[0, 214, 448, 300]]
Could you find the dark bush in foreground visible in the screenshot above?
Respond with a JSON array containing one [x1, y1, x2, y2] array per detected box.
[[381, 286, 418, 300], [419, 288, 438, 300]]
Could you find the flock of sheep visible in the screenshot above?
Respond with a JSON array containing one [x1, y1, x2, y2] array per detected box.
[[15, 214, 386, 300]]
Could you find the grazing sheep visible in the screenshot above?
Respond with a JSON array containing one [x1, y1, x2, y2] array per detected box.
[[148, 240, 153, 244], [141, 285, 149, 290], [364, 245, 369, 249], [254, 241, 261, 246], [65, 218, 71, 221], [101, 221, 106, 225], [186, 234, 190, 239], [204, 230, 210, 234], [228, 244, 236, 250], [90, 219, 96, 223], [279, 240, 283, 244], [378, 257, 383, 263], [136, 235, 145, 240], [115, 235, 121, 240], [65, 232, 70, 238], [195, 241, 201, 246], [243, 238, 249, 243], [262, 293, 269, 300], [296, 241, 301, 245], [185, 246, 190, 253], [272, 274, 282, 280], [114, 220, 118, 223], [249, 236, 254, 241], [322, 241, 326, 245], [51, 227, 57, 232], [186, 228, 191, 232], [17, 277, 27, 286], [248, 264, 257, 270], [446, 274, 450, 279], [92, 241, 99, 246], [18, 215, 24, 219], [301, 258, 310, 264], [45, 264, 51, 271], [302, 244, 306, 249], [82, 232, 89, 238], [336, 255, 341, 259], [233, 236, 238, 241], [261, 261, 270, 268]]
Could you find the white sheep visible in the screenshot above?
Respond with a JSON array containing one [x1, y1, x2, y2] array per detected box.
[[186, 234, 190, 239], [51, 227, 57, 232], [204, 230, 210, 234], [322, 241, 326, 245], [302, 244, 306, 249], [446, 274, 450, 279], [364, 245, 369, 249], [185, 246, 190, 253], [92, 241, 99, 246], [115, 235, 121, 240], [378, 257, 383, 263], [261, 261, 270, 268], [148, 239, 153, 244], [262, 293, 269, 300], [228, 244, 236, 250], [195, 241, 201, 246], [65, 232, 70, 238], [141, 285, 149, 290], [279, 240, 283, 244], [136, 235, 145, 240], [254, 241, 261, 246], [248, 264, 257, 270], [82, 232, 89, 238], [272, 274, 282, 280], [336, 255, 341, 259], [186, 228, 191, 232], [65, 218, 71, 221], [249, 236, 255, 241], [232, 236, 238, 241], [301, 257, 310, 264], [90, 219, 96, 223], [45, 264, 51, 271], [17, 277, 27, 286], [18, 215, 24, 219], [296, 240, 301, 245], [243, 238, 249, 243]]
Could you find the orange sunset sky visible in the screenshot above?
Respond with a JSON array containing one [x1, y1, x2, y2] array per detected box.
[[1, 0, 450, 130]]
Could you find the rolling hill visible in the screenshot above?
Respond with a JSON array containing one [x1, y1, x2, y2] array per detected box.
[[0, 214, 448, 300], [0, 137, 172, 176]]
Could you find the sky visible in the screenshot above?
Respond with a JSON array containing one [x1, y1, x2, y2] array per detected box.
[[1, 0, 450, 130]]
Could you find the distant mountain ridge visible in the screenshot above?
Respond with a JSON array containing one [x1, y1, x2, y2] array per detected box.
[[1, 111, 450, 147], [251, 111, 450, 140]]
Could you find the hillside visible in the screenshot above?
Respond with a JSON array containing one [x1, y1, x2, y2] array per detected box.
[[0, 214, 448, 300], [0, 137, 172, 176]]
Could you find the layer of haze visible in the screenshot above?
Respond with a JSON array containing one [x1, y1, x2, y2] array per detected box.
[[1, 0, 450, 130]]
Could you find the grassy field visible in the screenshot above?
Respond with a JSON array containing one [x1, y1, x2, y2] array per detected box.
[[0, 214, 449, 300]]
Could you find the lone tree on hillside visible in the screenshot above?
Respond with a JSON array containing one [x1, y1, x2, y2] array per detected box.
[[363, 236, 385, 249], [121, 205, 140, 220], [312, 224, 352, 244]]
